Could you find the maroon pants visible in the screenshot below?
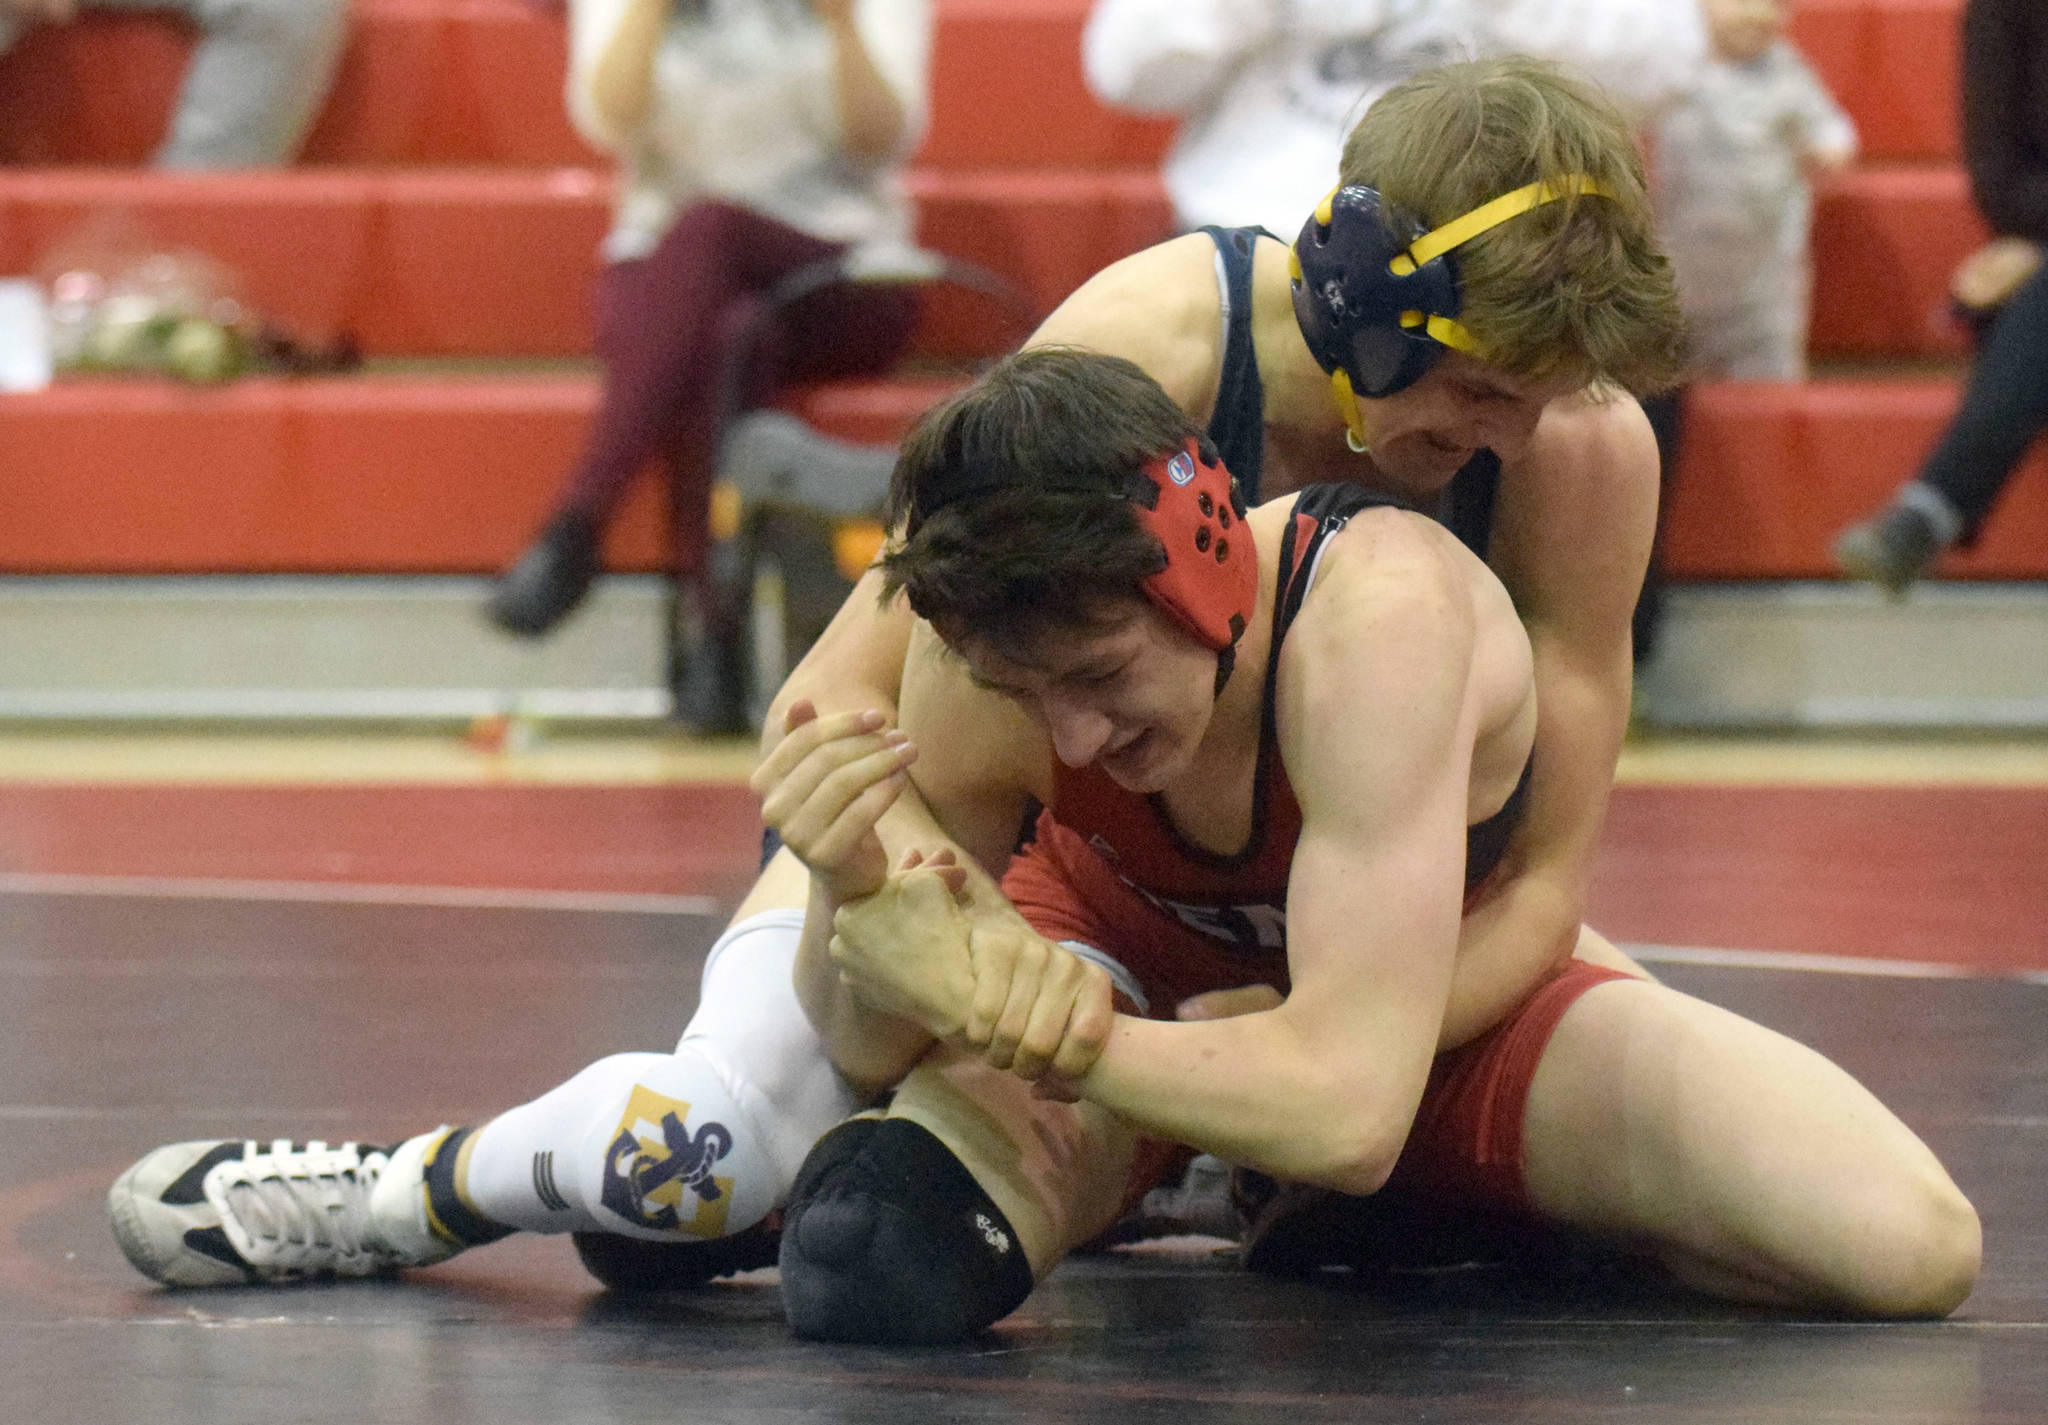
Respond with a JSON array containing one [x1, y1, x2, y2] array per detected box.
[[563, 200, 919, 576]]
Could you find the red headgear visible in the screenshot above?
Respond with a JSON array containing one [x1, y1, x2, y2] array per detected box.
[[1131, 440, 1258, 691], [913, 437, 1259, 696]]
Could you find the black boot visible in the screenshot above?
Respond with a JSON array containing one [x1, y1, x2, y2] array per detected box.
[[488, 511, 602, 637]]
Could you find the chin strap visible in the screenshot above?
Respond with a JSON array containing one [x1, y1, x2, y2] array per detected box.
[[1330, 369, 1371, 453]]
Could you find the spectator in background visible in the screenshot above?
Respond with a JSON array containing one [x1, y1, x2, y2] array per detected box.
[[1635, 0, 1855, 660], [0, 0, 349, 167], [1082, 0, 1707, 238], [1652, 0, 1854, 384], [1834, 0, 2048, 596], [488, 0, 931, 645]]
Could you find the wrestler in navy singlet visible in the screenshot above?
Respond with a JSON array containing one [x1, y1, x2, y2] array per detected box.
[[1197, 226, 1505, 557]]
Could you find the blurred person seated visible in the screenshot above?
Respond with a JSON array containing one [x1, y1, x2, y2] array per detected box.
[[1834, 0, 2048, 596], [486, 0, 932, 672], [0, 0, 349, 167]]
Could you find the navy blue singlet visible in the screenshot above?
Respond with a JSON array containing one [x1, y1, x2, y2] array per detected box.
[[1197, 225, 1505, 560]]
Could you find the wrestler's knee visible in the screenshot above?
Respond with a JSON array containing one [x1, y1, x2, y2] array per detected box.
[[778, 1117, 1036, 1344], [1846, 1170, 1981, 1318]]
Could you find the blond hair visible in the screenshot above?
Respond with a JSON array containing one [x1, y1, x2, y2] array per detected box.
[[1340, 56, 1684, 394]]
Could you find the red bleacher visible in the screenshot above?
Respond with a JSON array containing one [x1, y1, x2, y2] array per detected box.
[[0, 0, 2031, 581]]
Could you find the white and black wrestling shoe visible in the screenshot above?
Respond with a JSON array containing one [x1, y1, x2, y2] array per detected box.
[[108, 1134, 456, 1287]]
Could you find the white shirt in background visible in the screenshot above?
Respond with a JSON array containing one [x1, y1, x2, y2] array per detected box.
[[568, 0, 932, 263], [1084, 0, 1707, 237]]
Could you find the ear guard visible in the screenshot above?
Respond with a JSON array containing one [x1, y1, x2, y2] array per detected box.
[[1126, 439, 1258, 696], [917, 439, 1259, 696], [1129, 439, 1256, 655], [1290, 177, 1612, 449]]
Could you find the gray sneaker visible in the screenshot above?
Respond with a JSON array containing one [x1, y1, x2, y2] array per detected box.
[[1834, 503, 1944, 598]]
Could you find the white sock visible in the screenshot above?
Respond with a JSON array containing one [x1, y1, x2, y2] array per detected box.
[[459, 910, 860, 1240]]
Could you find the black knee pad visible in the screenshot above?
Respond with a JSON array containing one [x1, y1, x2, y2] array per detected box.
[[779, 1117, 1036, 1344], [571, 1214, 781, 1294]]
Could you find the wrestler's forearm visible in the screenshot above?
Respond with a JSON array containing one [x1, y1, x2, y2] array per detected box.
[[1073, 1011, 1412, 1195], [787, 787, 1019, 1095], [1436, 869, 1582, 1049], [761, 569, 912, 762], [793, 874, 935, 1098]]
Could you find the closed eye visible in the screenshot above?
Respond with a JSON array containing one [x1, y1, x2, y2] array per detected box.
[[1464, 383, 1520, 404], [1070, 663, 1128, 689], [967, 671, 1027, 698]]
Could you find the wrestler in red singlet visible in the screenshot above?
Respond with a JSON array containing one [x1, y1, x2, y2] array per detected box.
[[1003, 481, 1621, 1224]]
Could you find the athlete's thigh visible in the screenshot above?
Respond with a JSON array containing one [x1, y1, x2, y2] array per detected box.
[[886, 1045, 1137, 1276], [732, 844, 809, 920], [1520, 928, 1976, 1311]]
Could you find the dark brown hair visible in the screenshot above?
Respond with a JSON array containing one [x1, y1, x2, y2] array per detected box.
[[880, 347, 1205, 654]]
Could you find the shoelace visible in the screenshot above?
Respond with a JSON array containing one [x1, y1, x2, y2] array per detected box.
[[207, 1140, 394, 1274]]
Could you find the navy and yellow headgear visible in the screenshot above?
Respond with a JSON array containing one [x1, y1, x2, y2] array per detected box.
[[1290, 178, 1610, 450]]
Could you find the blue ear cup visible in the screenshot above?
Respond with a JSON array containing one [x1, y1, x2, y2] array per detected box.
[[1289, 185, 1462, 400]]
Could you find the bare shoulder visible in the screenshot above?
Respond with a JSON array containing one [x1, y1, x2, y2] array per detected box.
[[1025, 234, 1225, 420], [1273, 500, 1531, 695], [1515, 387, 1659, 508], [1493, 387, 1660, 623], [1283, 505, 1485, 664], [1267, 506, 1514, 832]]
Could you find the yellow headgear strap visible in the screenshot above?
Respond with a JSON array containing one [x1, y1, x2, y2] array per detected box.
[[1389, 176, 1611, 276], [1322, 174, 1613, 452]]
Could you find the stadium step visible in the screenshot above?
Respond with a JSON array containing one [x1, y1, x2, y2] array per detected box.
[[5, 369, 2045, 582], [1810, 165, 1985, 361], [0, 0, 596, 168], [1637, 582, 2048, 729], [0, 573, 676, 722], [0, 163, 1975, 361], [9, 574, 2043, 730], [0, 0, 1964, 169], [0, 0, 1175, 171], [1661, 376, 2048, 582], [0, 371, 962, 574], [1794, 0, 1961, 164], [0, 166, 1165, 358]]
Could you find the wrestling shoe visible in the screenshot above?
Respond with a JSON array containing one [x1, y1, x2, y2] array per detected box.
[[108, 1133, 458, 1287], [571, 1210, 783, 1293], [1090, 1153, 1244, 1247]]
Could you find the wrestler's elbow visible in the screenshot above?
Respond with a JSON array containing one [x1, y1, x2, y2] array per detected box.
[[1286, 1097, 1406, 1197], [1329, 1128, 1405, 1197]]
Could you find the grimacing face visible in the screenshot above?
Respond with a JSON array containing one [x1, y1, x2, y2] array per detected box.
[[1354, 352, 1577, 500], [948, 600, 1222, 794]]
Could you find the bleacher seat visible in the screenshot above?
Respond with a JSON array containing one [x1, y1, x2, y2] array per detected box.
[[2, 0, 2040, 585]]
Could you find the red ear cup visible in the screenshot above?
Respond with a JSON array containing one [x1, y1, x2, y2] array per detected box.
[[1130, 440, 1258, 656]]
